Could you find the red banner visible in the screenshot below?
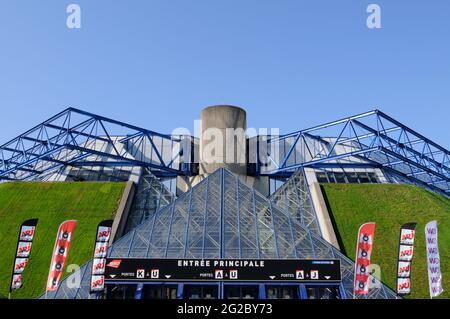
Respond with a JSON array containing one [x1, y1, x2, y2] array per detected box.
[[10, 219, 38, 293], [46, 220, 77, 292], [353, 222, 376, 296]]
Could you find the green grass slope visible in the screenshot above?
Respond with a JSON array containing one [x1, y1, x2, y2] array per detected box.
[[321, 183, 450, 299], [0, 182, 125, 299]]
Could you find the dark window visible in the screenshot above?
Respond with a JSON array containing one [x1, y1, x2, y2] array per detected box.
[[346, 172, 359, 183], [326, 172, 336, 183], [334, 172, 347, 183], [358, 172, 371, 183], [224, 285, 259, 299], [317, 170, 380, 184], [368, 172, 379, 183], [242, 286, 259, 299], [316, 172, 329, 183], [266, 286, 299, 299], [305, 286, 341, 299], [224, 286, 240, 299], [106, 285, 137, 299], [142, 285, 178, 299], [184, 285, 218, 299]]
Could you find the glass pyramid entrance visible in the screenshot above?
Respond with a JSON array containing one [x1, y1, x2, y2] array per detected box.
[[44, 168, 396, 299]]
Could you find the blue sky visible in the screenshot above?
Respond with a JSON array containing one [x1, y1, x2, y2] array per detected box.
[[0, 1, 449, 147]]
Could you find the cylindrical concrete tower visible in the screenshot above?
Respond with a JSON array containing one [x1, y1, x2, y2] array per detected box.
[[199, 105, 247, 176]]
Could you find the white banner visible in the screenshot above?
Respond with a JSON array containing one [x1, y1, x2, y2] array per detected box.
[[397, 261, 411, 278], [94, 242, 108, 258], [17, 242, 33, 258], [396, 223, 417, 296], [90, 275, 105, 292], [96, 226, 112, 242], [90, 220, 113, 294], [398, 244, 414, 262], [10, 219, 38, 293], [397, 277, 411, 295], [19, 225, 36, 242], [425, 221, 443, 298], [92, 258, 106, 275]]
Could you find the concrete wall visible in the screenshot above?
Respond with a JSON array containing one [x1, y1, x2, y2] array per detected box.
[[309, 182, 340, 249], [110, 180, 136, 242]]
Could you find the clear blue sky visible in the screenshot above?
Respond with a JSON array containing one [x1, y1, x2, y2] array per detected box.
[[0, 1, 449, 147]]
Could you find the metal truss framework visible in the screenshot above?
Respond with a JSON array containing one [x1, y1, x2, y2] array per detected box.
[[45, 168, 396, 299], [2, 107, 449, 196], [256, 110, 450, 195], [0, 108, 192, 181]]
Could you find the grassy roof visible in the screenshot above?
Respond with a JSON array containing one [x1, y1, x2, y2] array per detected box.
[[321, 183, 449, 299], [0, 182, 125, 299]]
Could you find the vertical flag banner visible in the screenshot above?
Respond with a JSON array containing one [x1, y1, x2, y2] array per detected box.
[[353, 222, 376, 296], [10, 219, 39, 293], [425, 221, 443, 298], [90, 220, 113, 293], [46, 220, 77, 292], [396, 223, 417, 296]]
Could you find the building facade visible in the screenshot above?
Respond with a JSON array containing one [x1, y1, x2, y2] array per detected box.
[[1, 105, 449, 299]]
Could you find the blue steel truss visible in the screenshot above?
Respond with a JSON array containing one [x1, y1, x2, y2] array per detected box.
[[2, 107, 449, 195], [255, 110, 450, 195], [0, 108, 194, 181]]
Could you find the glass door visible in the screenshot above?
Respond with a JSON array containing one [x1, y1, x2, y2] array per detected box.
[[304, 286, 341, 299], [266, 285, 299, 299], [184, 284, 219, 299], [224, 285, 259, 299], [142, 284, 178, 299]]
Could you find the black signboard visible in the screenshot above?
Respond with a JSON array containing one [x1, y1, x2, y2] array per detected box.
[[105, 258, 341, 283]]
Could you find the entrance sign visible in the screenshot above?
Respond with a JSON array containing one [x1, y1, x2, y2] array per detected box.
[[104, 258, 341, 283], [425, 221, 443, 298]]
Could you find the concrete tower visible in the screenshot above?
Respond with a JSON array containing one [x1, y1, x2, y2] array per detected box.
[[199, 105, 247, 176]]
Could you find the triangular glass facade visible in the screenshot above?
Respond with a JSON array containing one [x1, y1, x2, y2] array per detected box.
[[44, 168, 396, 299], [270, 169, 321, 234], [124, 168, 175, 233]]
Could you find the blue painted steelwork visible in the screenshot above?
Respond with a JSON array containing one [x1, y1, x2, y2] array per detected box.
[[3, 107, 448, 195], [256, 110, 450, 195], [0, 107, 194, 181]]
